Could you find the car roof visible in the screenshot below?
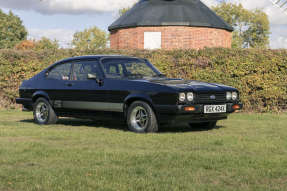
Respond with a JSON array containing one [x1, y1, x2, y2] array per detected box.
[[58, 55, 141, 63], [48, 55, 144, 69]]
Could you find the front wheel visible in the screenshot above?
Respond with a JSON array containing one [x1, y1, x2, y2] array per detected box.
[[127, 101, 158, 133], [33, 98, 58, 125]]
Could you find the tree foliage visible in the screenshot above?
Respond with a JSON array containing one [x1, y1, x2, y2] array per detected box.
[[118, 1, 138, 17], [34, 37, 59, 50], [15, 40, 35, 50], [1, 48, 287, 112], [72, 27, 108, 50], [15, 38, 59, 50], [212, 3, 270, 48], [0, 9, 27, 49], [119, 7, 131, 17]]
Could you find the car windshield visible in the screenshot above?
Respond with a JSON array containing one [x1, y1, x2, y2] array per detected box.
[[101, 58, 162, 79]]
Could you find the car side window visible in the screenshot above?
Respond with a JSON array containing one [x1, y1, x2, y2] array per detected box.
[[101, 60, 124, 78], [72, 61, 101, 81], [47, 63, 72, 80]]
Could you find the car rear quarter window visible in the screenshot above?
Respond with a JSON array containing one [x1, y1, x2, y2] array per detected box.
[[47, 63, 72, 80]]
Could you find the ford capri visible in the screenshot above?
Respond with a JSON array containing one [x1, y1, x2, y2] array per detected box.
[[16, 55, 242, 133]]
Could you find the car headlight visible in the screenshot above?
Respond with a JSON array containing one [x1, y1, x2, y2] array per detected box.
[[179, 93, 186, 102], [187, 92, 194, 101], [232, 92, 238, 100], [226, 92, 232, 100]]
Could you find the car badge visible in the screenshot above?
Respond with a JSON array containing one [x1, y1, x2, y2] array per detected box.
[[210, 95, 216, 100]]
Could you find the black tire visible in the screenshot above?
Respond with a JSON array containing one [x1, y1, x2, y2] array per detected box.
[[189, 121, 217, 129], [33, 97, 57, 125], [126, 101, 158, 133]]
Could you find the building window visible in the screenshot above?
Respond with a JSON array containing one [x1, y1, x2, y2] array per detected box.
[[144, 32, 161, 50]]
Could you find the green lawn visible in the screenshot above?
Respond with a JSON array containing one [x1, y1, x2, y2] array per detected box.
[[0, 110, 287, 191]]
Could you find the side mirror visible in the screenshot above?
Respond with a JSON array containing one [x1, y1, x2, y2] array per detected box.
[[87, 73, 104, 86], [87, 73, 97, 79]]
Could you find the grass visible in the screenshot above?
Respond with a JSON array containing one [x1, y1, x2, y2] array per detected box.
[[0, 110, 287, 191]]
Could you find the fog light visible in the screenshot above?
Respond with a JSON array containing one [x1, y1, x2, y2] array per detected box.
[[184, 106, 196, 111], [232, 104, 241, 110]]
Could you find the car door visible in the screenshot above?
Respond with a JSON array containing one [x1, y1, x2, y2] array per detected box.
[[61, 60, 111, 111], [44, 62, 74, 109], [99, 58, 132, 110]]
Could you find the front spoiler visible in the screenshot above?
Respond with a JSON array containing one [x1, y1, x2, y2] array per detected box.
[[155, 102, 243, 124], [16, 98, 33, 111]]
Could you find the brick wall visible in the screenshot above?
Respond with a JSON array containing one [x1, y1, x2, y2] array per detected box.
[[110, 26, 232, 50]]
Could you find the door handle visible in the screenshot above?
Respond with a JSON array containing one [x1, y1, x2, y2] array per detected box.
[[65, 83, 73, 87]]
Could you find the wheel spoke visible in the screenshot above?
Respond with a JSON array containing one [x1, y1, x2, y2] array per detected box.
[[141, 119, 147, 126], [36, 102, 49, 123], [136, 111, 141, 119], [130, 106, 149, 130], [140, 120, 145, 127]]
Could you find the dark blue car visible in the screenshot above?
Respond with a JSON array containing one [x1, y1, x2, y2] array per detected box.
[[16, 55, 242, 133]]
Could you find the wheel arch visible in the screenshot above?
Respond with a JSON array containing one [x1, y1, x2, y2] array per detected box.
[[123, 94, 156, 118], [32, 91, 51, 104]]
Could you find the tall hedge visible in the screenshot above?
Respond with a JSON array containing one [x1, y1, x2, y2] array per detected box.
[[0, 48, 286, 112]]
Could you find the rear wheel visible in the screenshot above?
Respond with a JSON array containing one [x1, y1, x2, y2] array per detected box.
[[33, 98, 57, 125], [127, 101, 158, 133]]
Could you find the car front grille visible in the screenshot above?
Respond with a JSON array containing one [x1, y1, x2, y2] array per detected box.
[[195, 92, 226, 104]]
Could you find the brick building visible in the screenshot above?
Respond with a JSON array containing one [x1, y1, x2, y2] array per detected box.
[[109, 0, 233, 50]]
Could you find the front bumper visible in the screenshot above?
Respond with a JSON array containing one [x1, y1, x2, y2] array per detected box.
[[16, 98, 33, 111], [155, 102, 243, 124]]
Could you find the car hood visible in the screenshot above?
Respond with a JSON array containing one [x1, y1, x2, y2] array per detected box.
[[141, 78, 237, 92]]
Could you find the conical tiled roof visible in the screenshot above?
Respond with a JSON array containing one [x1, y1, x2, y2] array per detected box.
[[108, 0, 233, 32]]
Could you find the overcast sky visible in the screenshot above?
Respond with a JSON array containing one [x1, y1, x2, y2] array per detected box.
[[0, 0, 286, 49]]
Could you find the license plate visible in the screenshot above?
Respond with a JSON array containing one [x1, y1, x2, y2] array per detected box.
[[204, 105, 226, 114]]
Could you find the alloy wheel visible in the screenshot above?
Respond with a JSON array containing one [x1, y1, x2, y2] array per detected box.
[[35, 102, 49, 123], [130, 106, 149, 130]]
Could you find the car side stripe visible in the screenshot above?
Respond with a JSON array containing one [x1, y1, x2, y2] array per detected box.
[[62, 101, 123, 112]]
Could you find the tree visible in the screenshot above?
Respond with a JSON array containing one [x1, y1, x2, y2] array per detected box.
[[0, 9, 27, 49], [34, 37, 59, 50], [15, 40, 36, 50], [119, 7, 131, 16], [212, 3, 270, 48], [72, 27, 108, 50], [15, 38, 59, 50], [118, 1, 139, 17]]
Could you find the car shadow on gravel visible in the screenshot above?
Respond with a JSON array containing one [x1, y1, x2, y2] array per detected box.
[[20, 118, 224, 133]]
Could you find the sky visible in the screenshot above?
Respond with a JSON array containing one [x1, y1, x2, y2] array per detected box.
[[0, 0, 286, 49]]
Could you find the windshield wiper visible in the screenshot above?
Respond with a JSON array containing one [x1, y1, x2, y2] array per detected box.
[[125, 73, 144, 79], [153, 74, 166, 78]]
